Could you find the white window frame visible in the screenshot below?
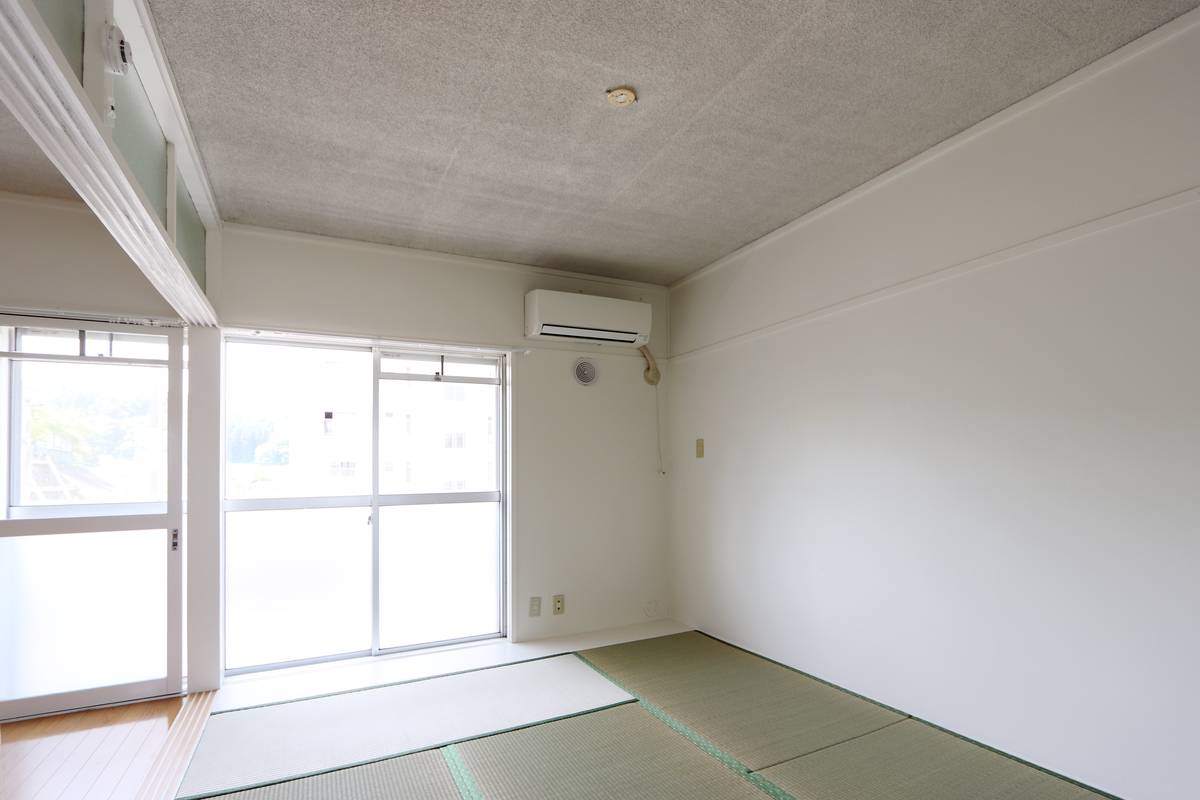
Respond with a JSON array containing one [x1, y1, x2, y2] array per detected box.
[[222, 334, 507, 675], [0, 313, 184, 721]]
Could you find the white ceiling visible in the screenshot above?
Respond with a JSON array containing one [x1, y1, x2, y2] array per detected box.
[[142, 1, 1197, 284]]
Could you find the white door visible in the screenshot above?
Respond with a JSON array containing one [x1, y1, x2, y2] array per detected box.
[[0, 316, 183, 720]]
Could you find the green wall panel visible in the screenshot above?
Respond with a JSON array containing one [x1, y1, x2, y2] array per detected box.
[[176, 169, 206, 289], [32, 0, 84, 81], [112, 65, 167, 225]]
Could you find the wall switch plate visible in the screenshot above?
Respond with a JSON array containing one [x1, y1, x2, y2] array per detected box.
[[695, 438, 705, 458], [529, 596, 542, 617], [552, 594, 565, 615]]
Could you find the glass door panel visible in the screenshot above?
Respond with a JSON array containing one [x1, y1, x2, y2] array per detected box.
[[13, 361, 168, 506], [225, 342, 373, 499], [378, 381, 498, 494], [0, 530, 167, 701], [224, 507, 373, 670], [378, 503, 501, 649]]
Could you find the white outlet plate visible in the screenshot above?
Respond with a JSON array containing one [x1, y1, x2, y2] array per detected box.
[[529, 596, 542, 617], [552, 594, 565, 615]]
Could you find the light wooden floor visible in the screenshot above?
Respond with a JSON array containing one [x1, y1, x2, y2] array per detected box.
[[0, 696, 196, 800]]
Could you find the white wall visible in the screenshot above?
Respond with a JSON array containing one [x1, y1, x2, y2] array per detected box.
[[666, 12, 1200, 800], [216, 224, 669, 353], [218, 224, 671, 642], [0, 191, 176, 320], [512, 349, 669, 640]]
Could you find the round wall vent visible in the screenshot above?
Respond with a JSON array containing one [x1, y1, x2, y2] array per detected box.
[[574, 358, 598, 386]]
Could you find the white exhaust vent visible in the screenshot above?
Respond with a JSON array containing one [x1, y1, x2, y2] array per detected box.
[[574, 358, 598, 385], [525, 290, 651, 346]]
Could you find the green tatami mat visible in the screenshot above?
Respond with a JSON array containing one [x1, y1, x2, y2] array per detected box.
[[456, 702, 769, 800], [177, 655, 630, 798], [580, 631, 902, 769], [759, 719, 1106, 800], [209, 749, 461, 800]]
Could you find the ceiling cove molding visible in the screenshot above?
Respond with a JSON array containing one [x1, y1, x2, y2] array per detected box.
[[668, 5, 1200, 292], [0, 0, 218, 326]]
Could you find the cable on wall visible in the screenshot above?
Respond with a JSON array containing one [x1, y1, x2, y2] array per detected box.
[[639, 345, 666, 477], [654, 381, 667, 476]]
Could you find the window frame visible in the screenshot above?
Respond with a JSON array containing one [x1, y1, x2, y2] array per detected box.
[[0, 313, 184, 721], [221, 333, 507, 675]]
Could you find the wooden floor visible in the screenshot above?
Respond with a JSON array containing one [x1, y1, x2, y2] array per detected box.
[[1, 698, 184, 800]]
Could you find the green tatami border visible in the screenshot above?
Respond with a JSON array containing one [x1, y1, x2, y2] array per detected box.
[[573, 652, 795, 800], [693, 630, 1126, 800], [693, 631, 909, 717], [442, 744, 484, 800]]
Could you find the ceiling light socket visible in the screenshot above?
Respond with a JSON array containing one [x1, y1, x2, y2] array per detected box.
[[606, 86, 637, 108]]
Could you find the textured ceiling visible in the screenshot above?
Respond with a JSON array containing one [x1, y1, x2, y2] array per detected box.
[[0, 106, 75, 200], [148, 1, 1197, 285]]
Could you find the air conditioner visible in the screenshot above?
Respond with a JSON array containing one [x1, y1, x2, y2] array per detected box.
[[524, 290, 651, 346]]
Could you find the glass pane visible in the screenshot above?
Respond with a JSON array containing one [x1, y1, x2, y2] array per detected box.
[[0, 530, 166, 700], [84, 331, 169, 360], [380, 354, 440, 376], [225, 342, 372, 498], [379, 381, 498, 494], [445, 358, 498, 380], [16, 327, 79, 355], [225, 507, 372, 669], [378, 503, 500, 649], [14, 361, 168, 505], [380, 354, 498, 381]]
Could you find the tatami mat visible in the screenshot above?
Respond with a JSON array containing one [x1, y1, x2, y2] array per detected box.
[[176, 655, 631, 799], [456, 702, 768, 800], [759, 719, 1106, 800], [204, 750, 460, 800], [580, 631, 903, 770]]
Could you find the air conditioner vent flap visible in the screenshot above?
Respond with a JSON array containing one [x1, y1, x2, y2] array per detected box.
[[524, 290, 651, 347]]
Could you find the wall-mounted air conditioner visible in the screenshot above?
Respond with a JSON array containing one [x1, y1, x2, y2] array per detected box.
[[524, 290, 652, 346]]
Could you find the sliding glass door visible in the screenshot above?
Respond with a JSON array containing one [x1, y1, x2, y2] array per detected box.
[[223, 338, 504, 674], [0, 316, 183, 720]]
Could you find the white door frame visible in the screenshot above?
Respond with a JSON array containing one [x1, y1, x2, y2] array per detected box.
[[0, 313, 184, 720]]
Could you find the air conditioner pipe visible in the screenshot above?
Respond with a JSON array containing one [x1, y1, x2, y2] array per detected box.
[[639, 345, 661, 386]]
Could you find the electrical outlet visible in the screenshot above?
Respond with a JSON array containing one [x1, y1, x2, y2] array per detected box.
[[695, 438, 705, 458], [552, 594, 565, 615], [529, 596, 542, 617]]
